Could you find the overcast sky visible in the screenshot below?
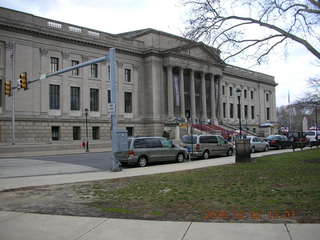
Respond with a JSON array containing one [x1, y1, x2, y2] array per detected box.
[[0, 0, 318, 107]]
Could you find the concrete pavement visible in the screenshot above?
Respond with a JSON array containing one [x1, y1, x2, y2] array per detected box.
[[1, 211, 319, 240]]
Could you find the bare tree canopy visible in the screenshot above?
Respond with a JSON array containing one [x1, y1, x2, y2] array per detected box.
[[298, 77, 320, 104], [183, 0, 320, 64]]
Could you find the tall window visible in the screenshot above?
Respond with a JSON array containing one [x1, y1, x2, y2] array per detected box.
[[267, 107, 270, 120], [70, 87, 80, 111], [266, 93, 269, 102], [222, 85, 225, 95], [50, 57, 59, 72], [71, 60, 79, 76], [107, 89, 111, 103], [125, 69, 131, 82], [244, 105, 248, 119], [230, 103, 234, 118], [73, 126, 81, 140], [91, 64, 98, 78], [244, 89, 247, 98], [223, 102, 226, 118], [0, 79, 2, 107], [124, 92, 132, 113], [250, 90, 254, 99], [49, 84, 60, 109], [126, 127, 134, 137], [90, 88, 99, 111], [229, 87, 233, 96], [251, 106, 255, 119], [51, 126, 60, 141], [92, 127, 100, 140], [237, 103, 241, 118]]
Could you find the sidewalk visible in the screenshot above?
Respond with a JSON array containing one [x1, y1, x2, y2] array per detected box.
[[1, 211, 319, 240]]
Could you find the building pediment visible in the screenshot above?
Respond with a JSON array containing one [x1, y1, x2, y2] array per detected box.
[[162, 43, 223, 65]]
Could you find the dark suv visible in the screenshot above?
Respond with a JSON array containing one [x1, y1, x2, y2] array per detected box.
[[116, 137, 187, 167]]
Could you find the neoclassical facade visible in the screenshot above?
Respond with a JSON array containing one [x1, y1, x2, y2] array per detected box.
[[0, 7, 277, 144]]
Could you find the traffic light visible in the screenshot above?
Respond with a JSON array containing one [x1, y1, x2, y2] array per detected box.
[[20, 72, 28, 90], [4, 81, 12, 96]]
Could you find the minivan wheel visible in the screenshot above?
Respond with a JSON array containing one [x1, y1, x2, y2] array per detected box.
[[203, 151, 209, 160], [176, 153, 185, 163], [137, 156, 148, 167], [227, 148, 233, 156]]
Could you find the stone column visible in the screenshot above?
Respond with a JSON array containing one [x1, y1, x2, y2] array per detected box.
[[210, 74, 216, 123], [190, 69, 196, 122], [201, 72, 207, 120], [167, 65, 174, 119], [179, 67, 185, 119]]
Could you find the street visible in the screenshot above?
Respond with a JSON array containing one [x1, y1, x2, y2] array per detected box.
[[0, 152, 114, 178]]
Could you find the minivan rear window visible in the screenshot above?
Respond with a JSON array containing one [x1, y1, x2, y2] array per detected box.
[[182, 136, 197, 144], [200, 136, 218, 143], [305, 131, 316, 136]]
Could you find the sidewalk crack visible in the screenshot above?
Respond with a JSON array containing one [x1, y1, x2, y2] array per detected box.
[[284, 223, 293, 240], [181, 222, 193, 240], [73, 219, 108, 240]]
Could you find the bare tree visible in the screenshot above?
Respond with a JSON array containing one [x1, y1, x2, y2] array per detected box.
[[183, 0, 320, 64], [298, 76, 320, 103]]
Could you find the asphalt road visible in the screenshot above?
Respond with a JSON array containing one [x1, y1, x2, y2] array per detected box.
[[0, 152, 114, 178]]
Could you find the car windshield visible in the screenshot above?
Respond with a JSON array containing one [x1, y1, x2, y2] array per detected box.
[[181, 136, 197, 144], [267, 135, 281, 140], [305, 132, 316, 136]]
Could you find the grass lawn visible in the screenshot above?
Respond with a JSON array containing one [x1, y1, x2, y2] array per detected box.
[[75, 149, 320, 222]]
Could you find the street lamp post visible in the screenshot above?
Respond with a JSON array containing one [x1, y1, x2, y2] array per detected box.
[[236, 89, 242, 137], [85, 108, 89, 152]]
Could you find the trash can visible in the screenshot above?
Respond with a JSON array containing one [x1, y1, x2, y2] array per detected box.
[[235, 139, 251, 163]]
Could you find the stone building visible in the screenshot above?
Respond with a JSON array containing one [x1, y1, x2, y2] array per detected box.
[[0, 7, 277, 145]]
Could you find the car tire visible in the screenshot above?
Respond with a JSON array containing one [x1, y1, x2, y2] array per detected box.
[[227, 148, 233, 156], [203, 150, 209, 160], [137, 156, 148, 167], [264, 145, 269, 152], [251, 147, 255, 153], [176, 153, 185, 163]]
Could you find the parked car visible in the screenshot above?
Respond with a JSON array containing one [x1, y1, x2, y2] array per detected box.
[[266, 135, 292, 149], [180, 134, 234, 159], [116, 137, 187, 167], [287, 131, 309, 149], [246, 136, 269, 153], [305, 130, 320, 147]]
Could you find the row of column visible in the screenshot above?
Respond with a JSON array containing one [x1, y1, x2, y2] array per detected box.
[[167, 66, 219, 122]]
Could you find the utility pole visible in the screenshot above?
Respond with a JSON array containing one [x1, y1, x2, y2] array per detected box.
[[10, 41, 16, 145]]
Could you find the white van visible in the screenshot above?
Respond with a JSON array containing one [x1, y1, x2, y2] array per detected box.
[[305, 131, 320, 146]]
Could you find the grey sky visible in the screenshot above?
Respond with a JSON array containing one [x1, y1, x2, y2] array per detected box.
[[0, 0, 318, 106]]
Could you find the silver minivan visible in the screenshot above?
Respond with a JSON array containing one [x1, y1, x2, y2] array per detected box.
[[116, 137, 187, 167], [180, 135, 234, 159]]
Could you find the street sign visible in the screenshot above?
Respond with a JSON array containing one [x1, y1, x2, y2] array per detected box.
[[108, 103, 116, 113]]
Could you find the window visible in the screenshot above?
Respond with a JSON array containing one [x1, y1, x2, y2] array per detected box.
[[92, 126, 100, 140], [91, 64, 98, 78], [0, 79, 2, 107], [71, 60, 79, 76], [251, 106, 255, 119], [51, 126, 60, 141], [49, 84, 60, 109], [266, 93, 269, 102], [50, 57, 59, 72], [253, 128, 256, 133], [108, 65, 110, 79], [70, 87, 80, 111], [267, 107, 270, 120], [244, 89, 247, 98], [160, 138, 172, 148], [250, 90, 254, 99], [125, 68, 131, 82], [90, 88, 99, 111], [230, 103, 234, 118], [223, 102, 226, 118], [107, 90, 111, 103], [73, 126, 81, 140], [200, 136, 218, 143], [237, 103, 241, 119], [124, 92, 132, 113], [244, 105, 248, 118], [222, 85, 225, 95], [126, 127, 134, 137], [229, 87, 233, 96]]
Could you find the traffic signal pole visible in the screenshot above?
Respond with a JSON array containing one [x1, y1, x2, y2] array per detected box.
[[10, 41, 16, 145]]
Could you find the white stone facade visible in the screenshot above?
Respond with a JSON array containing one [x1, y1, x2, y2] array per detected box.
[[0, 7, 277, 144]]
